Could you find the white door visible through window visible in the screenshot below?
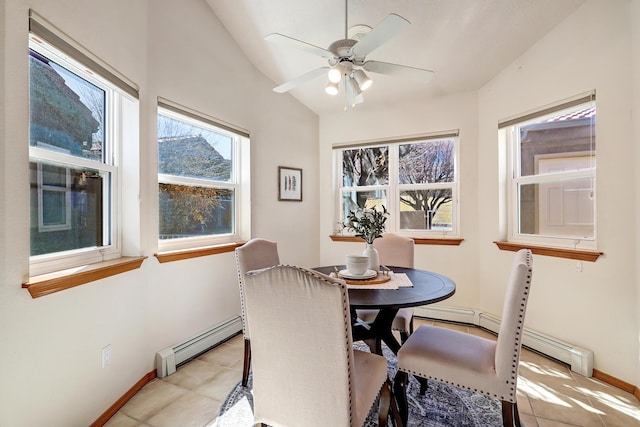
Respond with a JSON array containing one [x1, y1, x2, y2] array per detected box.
[[538, 156, 594, 238]]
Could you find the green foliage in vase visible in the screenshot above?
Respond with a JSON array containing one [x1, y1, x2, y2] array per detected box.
[[343, 205, 389, 244]]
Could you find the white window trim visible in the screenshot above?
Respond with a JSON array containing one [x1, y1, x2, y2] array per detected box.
[[28, 34, 128, 277], [157, 106, 250, 252], [503, 100, 596, 251], [334, 134, 460, 238]]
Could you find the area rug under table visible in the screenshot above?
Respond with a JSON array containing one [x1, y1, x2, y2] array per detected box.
[[212, 342, 502, 426]]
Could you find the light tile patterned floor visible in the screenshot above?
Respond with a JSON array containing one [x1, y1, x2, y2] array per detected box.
[[104, 318, 640, 426]]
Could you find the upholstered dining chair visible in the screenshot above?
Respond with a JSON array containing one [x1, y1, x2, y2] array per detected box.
[[357, 233, 415, 344], [393, 249, 533, 427], [243, 265, 398, 427], [234, 238, 280, 387]]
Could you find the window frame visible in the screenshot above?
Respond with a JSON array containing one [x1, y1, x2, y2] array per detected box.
[[37, 162, 72, 232], [156, 104, 249, 252], [334, 133, 460, 238], [28, 33, 128, 277], [501, 94, 596, 250]]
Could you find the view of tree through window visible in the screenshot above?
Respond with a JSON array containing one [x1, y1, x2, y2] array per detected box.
[[29, 45, 109, 256], [399, 140, 454, 230], [157, 111, 235, 240], [337, 136, 458, 235]]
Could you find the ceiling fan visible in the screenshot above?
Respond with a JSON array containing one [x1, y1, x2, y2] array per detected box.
[[265, 0, 434, 109]]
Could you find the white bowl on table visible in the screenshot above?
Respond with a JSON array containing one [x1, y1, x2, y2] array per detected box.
[[345, 255, 369, 276]]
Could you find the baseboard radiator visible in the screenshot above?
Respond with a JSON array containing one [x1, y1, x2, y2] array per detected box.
[[155, 316, 242, 378], [414, 305, 594, 377]]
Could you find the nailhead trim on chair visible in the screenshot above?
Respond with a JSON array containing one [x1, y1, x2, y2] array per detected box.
[[400, 251, 533, 405], [234, 250, 248, 336], [285, 265, 361, 426]]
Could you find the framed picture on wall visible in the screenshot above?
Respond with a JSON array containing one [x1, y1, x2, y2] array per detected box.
[[278, 166, 302, 201]]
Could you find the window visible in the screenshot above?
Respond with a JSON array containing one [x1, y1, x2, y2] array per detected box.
[[500, 93, 596, 249], [157, 103, 250, 251], [28, 28, 137, 276], [335, 133, 459, 237]]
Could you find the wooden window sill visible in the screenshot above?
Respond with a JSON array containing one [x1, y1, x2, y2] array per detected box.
[[330, 235, 463, 246], [154, 242, 244, 263], [494, 241, 602, 262], [23, 256, 147, 298]]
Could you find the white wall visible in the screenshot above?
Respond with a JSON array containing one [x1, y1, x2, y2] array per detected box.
[[320, 0, 639, 384], [478, 0, 637, 383], [0, 0, 319, 426], [630, 0, 640, 389]]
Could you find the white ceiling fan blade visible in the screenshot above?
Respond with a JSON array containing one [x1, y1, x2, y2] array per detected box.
[[363, 60, 434, 82], [273, 67, 329, 93], [265, 33, 334, 58], [351, 14, 410, 57]]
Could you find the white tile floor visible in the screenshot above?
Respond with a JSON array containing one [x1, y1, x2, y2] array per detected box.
[[105, 318, 640, 426]]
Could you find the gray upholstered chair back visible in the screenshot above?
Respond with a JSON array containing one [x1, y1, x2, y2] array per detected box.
[[373, 233, 414, 268], [234, 238, 280, 337], [244, 265, 357, 426], [362, 233, 415, 342], [495, 248, 534, 395]]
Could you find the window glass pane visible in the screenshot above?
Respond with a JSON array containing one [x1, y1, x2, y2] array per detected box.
[[159, 184, 234, 239], [399, 140, 454, 184], [30, 161, 106, 255], [342, 147, 389, 187], [519, 106, 595, 177], [41, 163, 67, 186], [158, 114, 233, 182], [518, 179, 594, 239], [341, 190, 387, 219], [400, 189, 453, 231], [29, 50, 105, 161], [42, 190, 67, 225]]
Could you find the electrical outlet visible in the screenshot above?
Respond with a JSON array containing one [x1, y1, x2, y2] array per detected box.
[[102, 344, 112, 368]]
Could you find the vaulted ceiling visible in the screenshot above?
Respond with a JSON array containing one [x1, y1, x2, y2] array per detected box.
[[206, 0, 585, 115]]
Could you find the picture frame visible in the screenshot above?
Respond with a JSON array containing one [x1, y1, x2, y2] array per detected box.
[[278, 166, 303, 201]]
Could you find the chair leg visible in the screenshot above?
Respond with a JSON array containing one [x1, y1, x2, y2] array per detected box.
[[393, 370, 409, 427], [242, 338, 251, 387], [388, 379, 403, 427], [378, 381, 390, 427], [501, 400, 521, 427], [399, 316, 413, 344], [375, 336, 382, 354], [417, 377, 429, 395]]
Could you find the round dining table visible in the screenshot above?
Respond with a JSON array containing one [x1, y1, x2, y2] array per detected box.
[[313, 266, 456, 355]]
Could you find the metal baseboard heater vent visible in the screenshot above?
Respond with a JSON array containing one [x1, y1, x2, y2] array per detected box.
[[415, 306, 594, 377], [155, 316, 242, 378]]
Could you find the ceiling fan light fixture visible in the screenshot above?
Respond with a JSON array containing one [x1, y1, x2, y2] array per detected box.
[[328, 64, 344, 83], [353, 69, 372, 91], [325, 81, 339, 95], [348, 76, 363, 96]]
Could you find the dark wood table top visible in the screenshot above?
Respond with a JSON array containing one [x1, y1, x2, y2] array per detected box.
[[313, 266, 456, 309]]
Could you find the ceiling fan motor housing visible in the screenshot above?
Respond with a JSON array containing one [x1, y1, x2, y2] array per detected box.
[[328, 38, 359, 63]]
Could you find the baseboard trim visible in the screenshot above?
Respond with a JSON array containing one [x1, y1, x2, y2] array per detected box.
[[90, 370, 156, 427], [593, 369, 636, 395]]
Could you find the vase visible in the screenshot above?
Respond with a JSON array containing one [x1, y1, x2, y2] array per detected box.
[[362, 243, 379, 272]]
